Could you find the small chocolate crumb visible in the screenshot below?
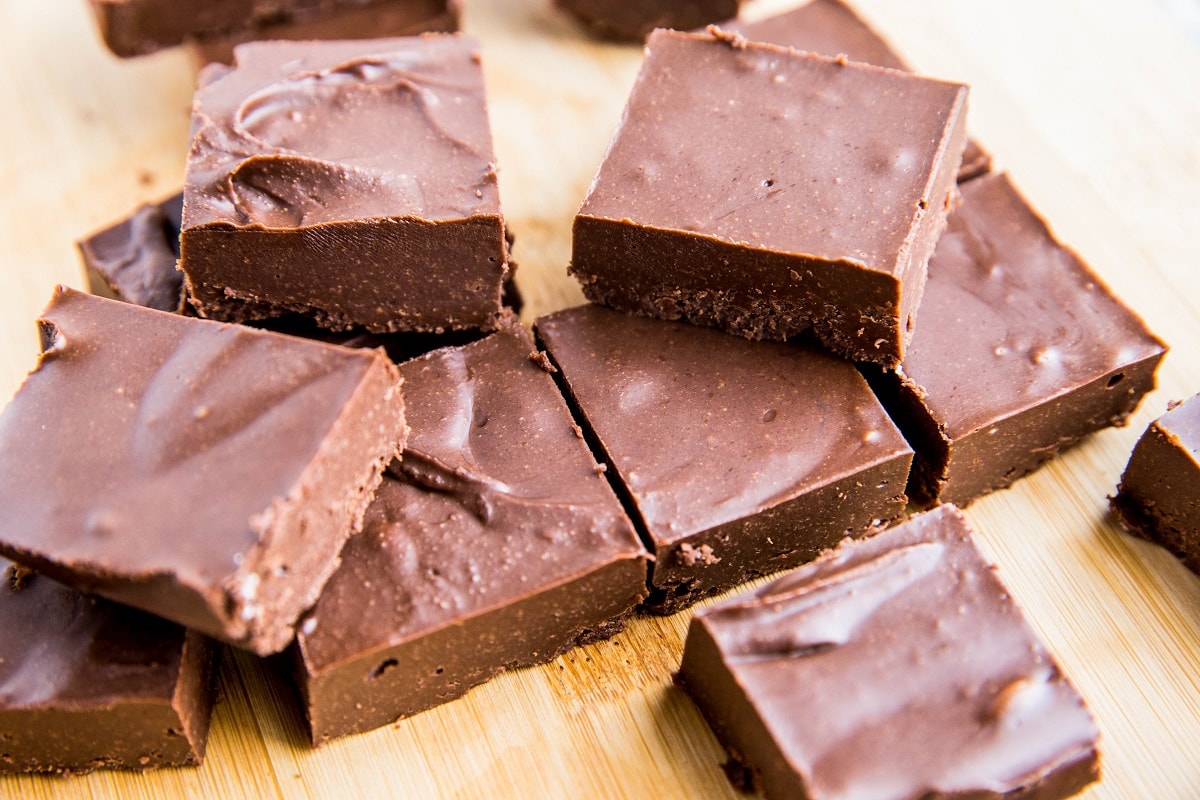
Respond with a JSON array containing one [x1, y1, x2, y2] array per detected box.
[[529, 350, 557, 373], [678, 542, 721, 566], [7, 563, 34, 591]]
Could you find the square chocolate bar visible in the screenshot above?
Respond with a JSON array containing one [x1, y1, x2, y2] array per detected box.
[[1112, 394, 1200, 574], [536, 304, 912, 614], [181, 35, 510, 334], [678, 504, 1101, 800], [727, 0, 991, 182], [0, 560, 217, 775], [0, 288, 406, 655], [294, 326, 648, 742], [865, 172, 1165, 506], [570, 28, 968, 366]]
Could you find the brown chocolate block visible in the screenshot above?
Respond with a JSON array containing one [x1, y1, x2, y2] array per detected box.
[[180, 35, 510, 335], [864, 172, 1165, 507], [535, 304, 912, 614], [88, 0, 460, 59], [0, 559, 218, 775], [569, 29, 968, 367], [678, 504, 1101, 800], [726, 0, 991, 182], [0, 287, 406, 655], [1112, 395, 1200, 574], [78, 192, 184, 313], [293, 326, 648, 742], [555, 0, 743, 42]]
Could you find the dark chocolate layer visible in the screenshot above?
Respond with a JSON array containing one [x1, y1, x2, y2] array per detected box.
[[0, 559, 217, 775], [295, 326, 648, 742], [181, 35, 509, 334], [0, 288, 406, 654], [78, 193, 184, 313], [570, 29, 967, 366], [726, 0, 991, 183], [678, 505, 1101, 800], [555, 0, 742, 41], [536, 304, 911, 613], [867, 172, 1165, 506], [1113, 395, 1200, 574]]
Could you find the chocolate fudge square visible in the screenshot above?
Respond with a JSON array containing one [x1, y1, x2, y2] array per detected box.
[[294, 326, 648, 742], [678, 504, 1101, 800], [727, 0, 991, 183], [0, 288, 406, 655], [555, 0, 743, 42], [569, 28, 968, 367], [181, 35, 510, 334], [0, 559, 217, 775], [1112, 394, 1200, 574], [78, 192, 184, 313], [90, 0, 460, 59], [535, 304, 912, 614], [865, 172, 1165, 507]]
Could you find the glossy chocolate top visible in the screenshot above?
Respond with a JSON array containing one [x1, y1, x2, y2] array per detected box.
[[578, 29, 967, 275], [0, 559, 188, 709], [184, 34, 500, 231], [727, 0, 906, 70], [0, 287, 395, 601], [298, 326, 646, 673], [535, 304, 910, 545], [901, 172, 1165, 439], [78, 193, 184, 312], [694, 504, 1099, 798]]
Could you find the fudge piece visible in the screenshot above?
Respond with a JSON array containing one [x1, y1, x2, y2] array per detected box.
[[865, 172, 1165, 506], [78, 192, 184, 313], [726, 0, 991, 182], [88, 0, 460, 59], [569, 29, 968, 366], [294, 326, 648, 742], [0, 287, 406, 655], [555, 0, 743, 42], [1112, 395, 1200, 574], [678, 504, 1101, 800], [0, 559, 217, 775], [535, 304, 912, 614], [180, 35, 510, 335]]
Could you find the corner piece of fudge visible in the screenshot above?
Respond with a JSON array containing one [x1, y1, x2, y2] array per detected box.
[[293, 325, 648, 743], [864, 172, 1166, 507], [0, 287, 407, 655], [78, 192, 184, 313], [1112, 394, 1200, 574], [180, 34, 510, 334], [678, 504, 1101, 800], [569, 28, 968, 367], [535, 304, 912, 614], [0, 559, 218, 775], [725, 0, 991, 183]]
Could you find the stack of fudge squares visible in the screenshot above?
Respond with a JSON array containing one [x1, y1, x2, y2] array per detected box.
[[0, 1, 1174, 797]]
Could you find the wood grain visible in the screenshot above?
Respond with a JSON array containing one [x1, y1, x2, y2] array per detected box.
[[2, 0, 1199, 798]]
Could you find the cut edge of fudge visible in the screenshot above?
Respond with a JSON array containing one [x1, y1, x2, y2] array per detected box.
[[676, 504, 1101, 800], [555, 0, 744, 42], [0, 287, 408, 656], [569, 29, 969, 367], [1111, 395, 1200, 575]]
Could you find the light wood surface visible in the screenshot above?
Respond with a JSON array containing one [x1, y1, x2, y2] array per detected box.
[[2, 1, 1199, 798]]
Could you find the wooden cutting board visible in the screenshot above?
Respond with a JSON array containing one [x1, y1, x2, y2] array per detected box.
[[2, 0, 1199, 797]]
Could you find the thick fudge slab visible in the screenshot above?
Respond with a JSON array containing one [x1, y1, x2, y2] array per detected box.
[[555, 0, 743, 42], [727, 0, 991, 183], [181, 35, 510, 334], [535, 304, 912, 614], [865, 172, 1165, 506], [0, 560, 217, 775], [0, 288, 406, 655], [678, 505, 1101, 800], [89, 0, 460, 59], [294, 326, 648, 742], [570, 29, 968, 367], [1112, 395, 1200, 574], [78, 192, 184, 313]]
